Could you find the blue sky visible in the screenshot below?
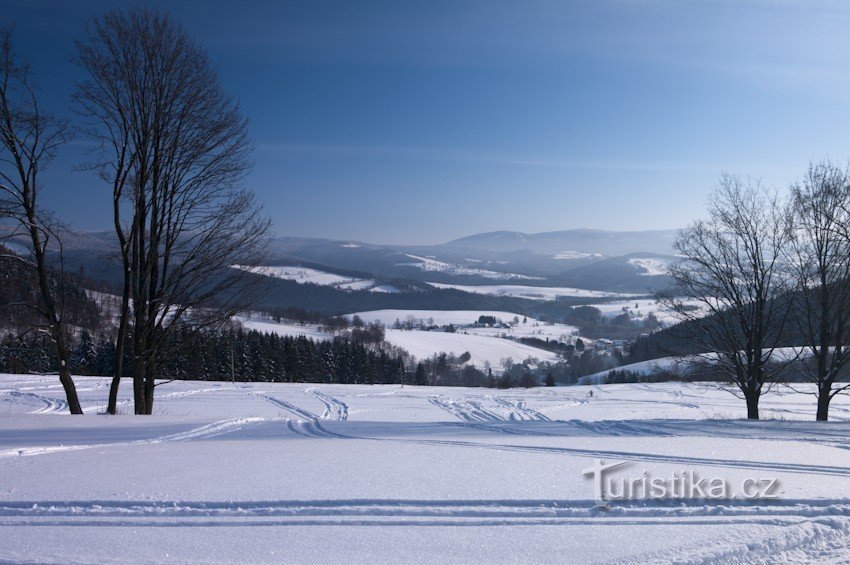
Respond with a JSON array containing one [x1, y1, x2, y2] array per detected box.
[[6, 0, 850, 244]]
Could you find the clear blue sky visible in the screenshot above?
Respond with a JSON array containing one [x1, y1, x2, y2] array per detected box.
[[6, 0, 850, 244]]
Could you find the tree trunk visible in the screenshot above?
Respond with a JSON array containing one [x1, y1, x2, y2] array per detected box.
[[107, 289, 132, 415], [59, 366, 83, 415], [144, 377, 155, 415], [816, 388, 831, 421], [50, 330, 83, 415], [107, 374, 121, 415], [745, 391, 760, 420], [133, 358, 146, 415]]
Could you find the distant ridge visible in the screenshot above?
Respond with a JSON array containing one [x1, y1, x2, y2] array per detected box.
[[443, 228, 677, 255]]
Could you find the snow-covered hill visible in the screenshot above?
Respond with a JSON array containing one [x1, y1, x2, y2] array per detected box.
[[237, 313, 563, 370], [428, 282, 638, 300], [234, 265, 400, 293]]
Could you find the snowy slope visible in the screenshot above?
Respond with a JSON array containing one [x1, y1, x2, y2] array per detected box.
[[428, 282, 639, 300], [628, 256, 671, 276], [351, 309, 537, 327], [236, 315, 561, 368], [233, 265, 398, 293], [351, 309, 580, 342], [584, 347, 811, 383], [584, 297, 708, 326], [237, 317, 334, 341], [397, 254, 541, 280], [382, 328, 559, 368], [2, 376, 850, 563]]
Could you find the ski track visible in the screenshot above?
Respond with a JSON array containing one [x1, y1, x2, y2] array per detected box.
[[0, 417, 266, 459], [428, 396, 505, 423], [6, 379, 850, 561], [253, 392, 318, 420], [285, 423, 850, 478], [83, 385, 240, 414], [285, 419, 349, 439], [306, 388, 349, 420], [255, 390, 349, 440], [620, 514, 850, 564], [5, 390, 69, 414], [493, 397, 551, 421], [2, 499, 850, 551]]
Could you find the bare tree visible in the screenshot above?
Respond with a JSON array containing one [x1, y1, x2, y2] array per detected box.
[[663, 174, 795, 419], [786, 161, 850, 421], [74, 9, 270, 415], [0, 29, 83, 414]]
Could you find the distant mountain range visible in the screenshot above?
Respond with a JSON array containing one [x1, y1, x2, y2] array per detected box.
[[5, 227, 679, 311], [258, 228, 678, 293], [445, 228, 677, 255]]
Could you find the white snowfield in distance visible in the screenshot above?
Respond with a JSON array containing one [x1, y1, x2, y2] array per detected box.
[[350, 309, 581, 343], [351, 309, 540, 327], [397, 254, 542, 280], [583, 347, 812, 384], [232, 265, 399, 293], [381, 328, 560, 369], [584, 297, 708, 327], [2, 375, 850, 563], [237, 313, 563, 371], [553, 250, 605, 260], [428, 282, 640, 300], [628, 257, 672, 276], [236, 316, 335, 342]]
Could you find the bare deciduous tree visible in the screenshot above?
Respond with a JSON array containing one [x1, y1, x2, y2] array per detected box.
[[0, 28, 82, 414], [74, 9, 270, 415], [786, 161, 850, 421], [663, 174, 795, 419]]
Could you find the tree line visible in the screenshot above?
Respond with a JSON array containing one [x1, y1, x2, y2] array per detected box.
[[0, 327, 408, 387]]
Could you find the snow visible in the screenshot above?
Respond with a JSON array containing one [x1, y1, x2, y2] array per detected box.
[[553, 251, 604, 260], [583, 347, 813, 384], [236, 317, 334, 341], [369, 284, 401, 293], [382, 328, 559, 368], [235, 265, 360, 286], [429, 282, 640, 300], [335, 279, 376, 291], [233, 265, 394, 293], [237, 313, 566, 367], [398, 254, 542, 280], [351, 309, 536, 327], [351, 309, 580, 342], [584, 297, 708, 326], [2, 375, 850, 563], [628, 257, 671, 276]]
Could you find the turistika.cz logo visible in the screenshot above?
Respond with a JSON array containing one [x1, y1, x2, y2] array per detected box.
[[582, 459, 780, 502]]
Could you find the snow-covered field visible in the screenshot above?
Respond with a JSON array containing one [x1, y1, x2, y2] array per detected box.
[[237, 317, 335, 342], [397, 254, 541, 280], [584, 297, 707, 327], [238, 312, 572, 370], [584, 347, 812, 384], [428, 282, 639, 300], [233, 265, 399, 293], [351, 309, 580, 343], [2, 375, 850, 563], [628, 257, 672, 276], [381, 328, 560, 368]]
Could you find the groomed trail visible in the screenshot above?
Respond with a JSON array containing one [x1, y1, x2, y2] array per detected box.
[[3, 376, 850, 563]]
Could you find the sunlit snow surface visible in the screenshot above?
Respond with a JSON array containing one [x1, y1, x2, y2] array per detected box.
[[238, 313, 578, 370], [2, 375, 850, 563]]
